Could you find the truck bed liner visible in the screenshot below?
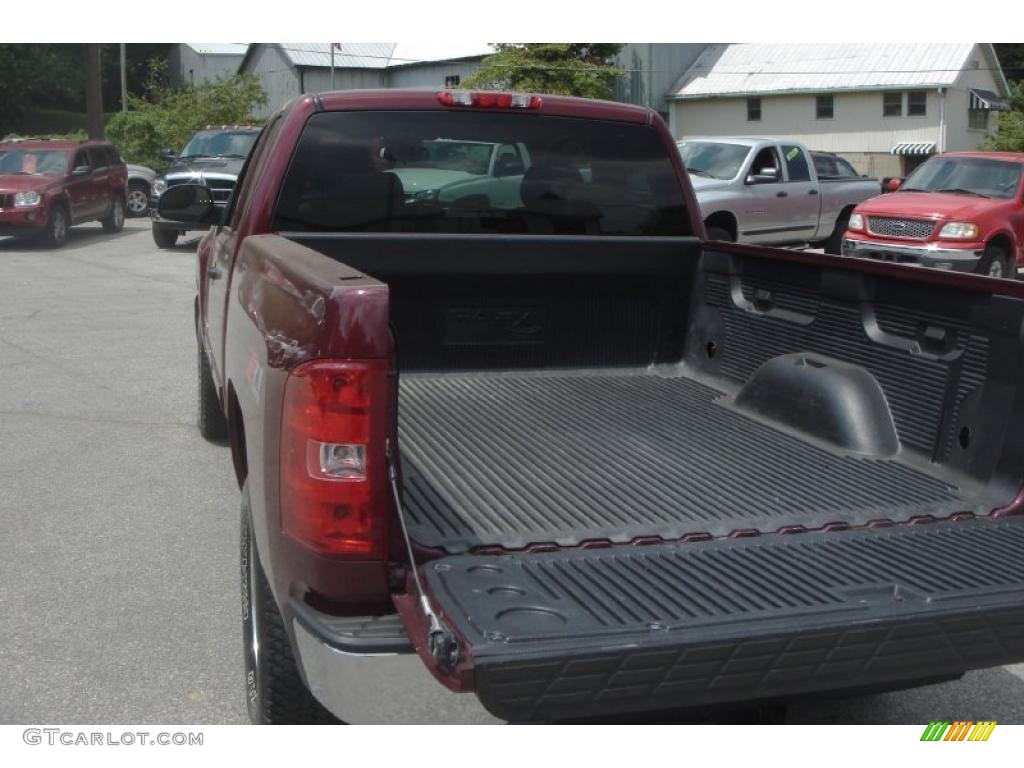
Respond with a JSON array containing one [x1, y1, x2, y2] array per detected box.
[[421, 517, 1024, 721], [398, 370, 997, 553]]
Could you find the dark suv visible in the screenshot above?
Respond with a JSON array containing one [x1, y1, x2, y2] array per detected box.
[[150, 125, 260, 248], [0, 139, 128, 248]]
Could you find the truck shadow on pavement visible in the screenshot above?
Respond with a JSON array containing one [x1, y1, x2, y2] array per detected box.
[[0, 223, 137, 252]]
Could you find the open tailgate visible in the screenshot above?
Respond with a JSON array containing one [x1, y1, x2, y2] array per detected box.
[[398, 517, 1024, 722]]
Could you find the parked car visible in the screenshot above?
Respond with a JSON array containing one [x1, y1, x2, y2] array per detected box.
[[677, 137, 881, 253], [158, 89, 1024, 724], [149, 125, 260, 249], [0, 138, 127, 247], [843, 151, 1024, 278], [385, 138, 530, 208], [126, 164, 157, 217]]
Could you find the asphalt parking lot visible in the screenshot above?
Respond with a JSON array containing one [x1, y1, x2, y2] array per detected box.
[[1, 217, 1023, 724]]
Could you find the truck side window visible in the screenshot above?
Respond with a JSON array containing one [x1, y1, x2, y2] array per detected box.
[[835, 158, 859, 177], [228, 118, 281, 230], [782, 145, 811, 182], [493, 144, 525, 177], [813, 154, 836, 177], [750, 147, 781, 181]]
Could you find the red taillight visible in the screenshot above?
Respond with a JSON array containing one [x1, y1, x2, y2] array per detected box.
[[437, 90, 542, 109], [280, 359, 389, 558]]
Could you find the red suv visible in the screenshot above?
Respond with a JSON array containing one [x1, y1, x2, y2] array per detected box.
[[842, 152, 1024, 279], [0, 139, 128, 248]]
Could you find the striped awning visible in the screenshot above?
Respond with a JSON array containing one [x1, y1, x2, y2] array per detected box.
[[969, 88, 1010, 112], [891, 142, 936, 156]]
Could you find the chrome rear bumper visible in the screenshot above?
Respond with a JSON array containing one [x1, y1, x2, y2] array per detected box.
[[290, 602, 500, 724]]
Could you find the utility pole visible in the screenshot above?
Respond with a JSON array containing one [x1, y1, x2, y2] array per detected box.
[[83, 44, 104, 139], [120, 43, 128, 112]]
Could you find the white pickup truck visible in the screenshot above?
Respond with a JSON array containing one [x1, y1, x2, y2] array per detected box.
[[677, 137, 881, 253]]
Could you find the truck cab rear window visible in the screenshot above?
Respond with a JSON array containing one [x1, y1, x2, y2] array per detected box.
[[273, 111, 691, 237]]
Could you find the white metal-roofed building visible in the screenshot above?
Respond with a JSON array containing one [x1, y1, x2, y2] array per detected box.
[[668, 43, 1010, 178], [239, 44, 494, 118]]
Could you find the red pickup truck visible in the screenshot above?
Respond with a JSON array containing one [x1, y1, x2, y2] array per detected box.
[[158, 90, 1024, 724], [842, 152, 1024, 279]]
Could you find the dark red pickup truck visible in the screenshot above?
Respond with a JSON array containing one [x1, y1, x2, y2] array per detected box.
[[159, 89, 1024, 724]]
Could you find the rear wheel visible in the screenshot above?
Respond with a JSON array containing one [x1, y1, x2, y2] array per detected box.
[[824, 211, 851, 255], [152, 226, 179, 249], [39, 204, 69, 248], [102, 196, 125, 233], [241, 487, 339, 725], [977, 243, 1011, 279], [126, 182, 150, 217], [705, 226, 733, 242], [197, 346, 228, 441]]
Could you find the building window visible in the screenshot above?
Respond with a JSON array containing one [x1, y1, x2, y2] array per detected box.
[[969, 108, 989, 130], [816, 94, 834, 120], [444, 75, 461, 88], [747, 97, 761, 122], [883, 92, 902, 117], [907, 91, 927, 117]]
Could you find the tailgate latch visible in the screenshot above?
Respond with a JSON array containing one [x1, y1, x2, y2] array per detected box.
[[424, 596, 460, 667]]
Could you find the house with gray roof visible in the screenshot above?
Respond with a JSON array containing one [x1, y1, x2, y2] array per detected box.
[[239, 44, 493, 118], [668, 43, 1010, 177], [169, 44, 249, 87]]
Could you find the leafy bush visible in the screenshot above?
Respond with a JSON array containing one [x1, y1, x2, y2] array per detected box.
[[106, 61, 267, 169], [981, 81, 1024, 152]]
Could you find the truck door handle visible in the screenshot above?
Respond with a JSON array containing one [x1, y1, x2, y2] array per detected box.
[[776, 191, 788, 198], [808, 189, 819, 195], [207, 265, 223, 280]]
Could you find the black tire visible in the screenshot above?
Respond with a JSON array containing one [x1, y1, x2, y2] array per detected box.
[[102, 195, 125, 233], [824, 211, 851, 255], [197, 346, 228, 441], [126, 181, 150, 217], [241, 488, 339, 725], [152, 226, 179, 249], [705, 226, 733, 242], [977, 243, 1012, 279], [39, 203, 69, 248]]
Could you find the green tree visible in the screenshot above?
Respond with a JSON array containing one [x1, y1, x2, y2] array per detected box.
[[106, 61, 267, 168], [981, 81, 1024, 152], [462, 44, 624, 100], [994, 44, 1024, 82], [0, 44, 83, 135]]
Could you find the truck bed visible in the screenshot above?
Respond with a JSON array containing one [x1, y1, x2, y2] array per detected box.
[[274, 232, 1024, 560], [398, 367, 995, 553]]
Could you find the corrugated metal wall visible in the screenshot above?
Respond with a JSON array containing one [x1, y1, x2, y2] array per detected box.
[[245, 45, 301, 119], [614, 44, 708, 116]]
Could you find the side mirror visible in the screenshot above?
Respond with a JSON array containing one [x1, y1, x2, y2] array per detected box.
[[157, 183, 219, 225], [886, 177, 902, 192], [746, 168, 779, 185], [160, 149, 177, 163], [72, 165, 91, 177]]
